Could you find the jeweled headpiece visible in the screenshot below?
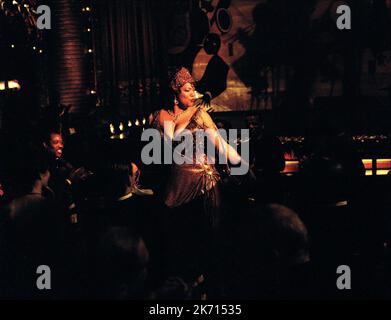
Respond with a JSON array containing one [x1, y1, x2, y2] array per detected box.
[[170, 67, 195, 92]]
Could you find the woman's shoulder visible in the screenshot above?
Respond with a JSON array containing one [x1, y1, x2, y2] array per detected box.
[[149, 108, 165, 121], [158, 109, 174, 124], [149, 109, 173, 129]]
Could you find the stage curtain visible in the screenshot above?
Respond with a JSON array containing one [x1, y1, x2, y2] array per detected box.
[[94, 0, 168, 118]]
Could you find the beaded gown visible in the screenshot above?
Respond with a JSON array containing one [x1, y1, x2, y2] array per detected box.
[[152, 107, 221, 227], [152, 107, 222, 280]]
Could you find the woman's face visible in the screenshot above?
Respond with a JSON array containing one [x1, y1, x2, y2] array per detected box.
[[177, 82, 195, 109]]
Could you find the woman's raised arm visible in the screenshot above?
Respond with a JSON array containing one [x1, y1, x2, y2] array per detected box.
[[200, 109, 242, 165]]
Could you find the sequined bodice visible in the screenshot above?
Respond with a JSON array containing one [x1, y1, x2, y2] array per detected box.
[[153, 108, 214, 165], [176, 109, 210, 165], [152, 108, 220, 208]]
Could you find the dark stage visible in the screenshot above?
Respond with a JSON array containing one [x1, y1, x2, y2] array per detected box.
[[1, 0, 391, 301]]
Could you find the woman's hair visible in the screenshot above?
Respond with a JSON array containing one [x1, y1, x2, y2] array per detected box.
[[168, 67, 195, 94]]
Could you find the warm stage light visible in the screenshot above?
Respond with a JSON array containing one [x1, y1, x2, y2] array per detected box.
[[88, 49, 93, 53], [362, 159, 391, 175], [0, 80, 21, 91], [362, 159, 372, 170], [377, 159, 391, 169], [11, 44, 15, 48], [8, 80, 20, 90], [128, 120, 132, 127], [366, 170, 390, 176], [281, 158, 391, 176], [109, 124, 115, 134], [283, 160, 299, 174]]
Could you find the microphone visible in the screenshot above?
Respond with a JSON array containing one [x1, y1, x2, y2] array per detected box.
[[194, 91, 204, 99]]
